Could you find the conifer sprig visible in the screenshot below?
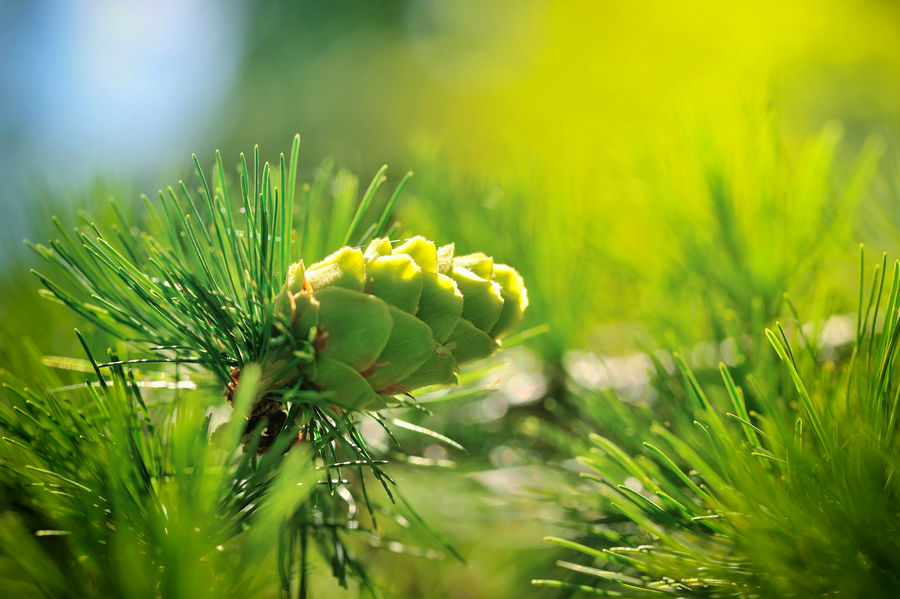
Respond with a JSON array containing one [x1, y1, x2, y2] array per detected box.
[[30, 135, 318, 382], [0, 348, 314, 597], [21, 137, 529, 596], [28, 136, 527, 408], [536, 247, 900, 597]]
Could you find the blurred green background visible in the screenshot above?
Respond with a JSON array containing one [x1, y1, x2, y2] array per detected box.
[[3, 1, 900, 596]]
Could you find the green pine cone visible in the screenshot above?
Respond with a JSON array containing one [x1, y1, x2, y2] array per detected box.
[[272, 236, 528, 409]]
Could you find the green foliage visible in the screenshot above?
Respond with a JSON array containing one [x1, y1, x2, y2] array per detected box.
[[537, 248, 900, 597], [4, 4, 900, 595], [0, 352, 313, 598], [6, 137, 528, 597], [29, 136, 322, 383], [637, 116, 883, 343]]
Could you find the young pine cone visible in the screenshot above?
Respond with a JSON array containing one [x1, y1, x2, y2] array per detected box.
[[269, 236, 529, 410]]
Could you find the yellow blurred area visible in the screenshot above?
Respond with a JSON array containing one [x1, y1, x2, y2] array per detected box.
[[404, 0, 900, 169], [362, 0, 900, 354]]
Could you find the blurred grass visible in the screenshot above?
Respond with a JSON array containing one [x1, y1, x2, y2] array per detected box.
[[400, 109, 883, 359]]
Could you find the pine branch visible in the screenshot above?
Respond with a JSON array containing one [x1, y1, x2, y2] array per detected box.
[[19, 136, 531, 594], [538, 246, 900, 597]]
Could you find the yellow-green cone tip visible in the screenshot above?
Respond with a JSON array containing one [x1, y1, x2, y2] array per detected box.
[[365, 254, 423, 313], [395, 236, 438, 273], [306, 247, 365, 291]]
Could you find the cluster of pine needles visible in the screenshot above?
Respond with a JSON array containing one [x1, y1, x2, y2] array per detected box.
[[1, 136, 469, 598], [535, 247, 900, 597]]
